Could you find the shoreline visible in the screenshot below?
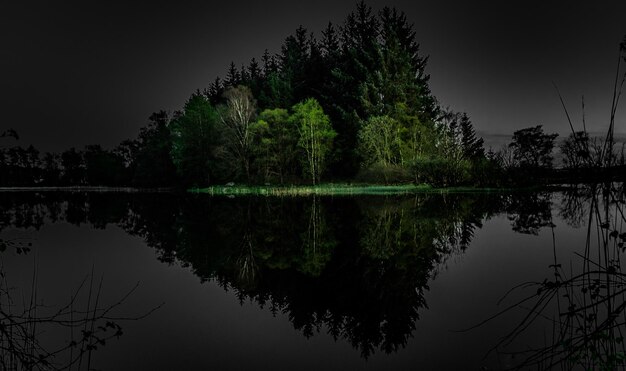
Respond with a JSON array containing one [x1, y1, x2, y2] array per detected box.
[[188, 183, 554, 196], [0, 186, 174, 193], [0, 182, 612, 196]]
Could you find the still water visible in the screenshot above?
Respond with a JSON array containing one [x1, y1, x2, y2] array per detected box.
[[0, 185, 624, 370]]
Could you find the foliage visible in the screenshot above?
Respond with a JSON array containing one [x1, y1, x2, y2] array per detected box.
[[170, 93, 223, 186], [412, 157, 469, 187], [560, 131, 592, 169], [61, 147, 85, 185], [0, 2, 500, 189], [131, 111, 178, 187], [219, 86, 257, 181], [291, 98, 336, 184], [250, 108, 299, 183], [358, 115, 403, 168], [83, 145, 126, 186], [509, 125, 558, 169]]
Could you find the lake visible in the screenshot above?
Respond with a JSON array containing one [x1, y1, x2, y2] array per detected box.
[[1, 185, 624, 370]]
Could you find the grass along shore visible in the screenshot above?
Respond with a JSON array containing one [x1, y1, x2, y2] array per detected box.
[[189, 183, 536, 197]]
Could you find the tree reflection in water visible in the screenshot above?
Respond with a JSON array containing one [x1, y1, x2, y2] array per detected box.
[[0, 189, 583, 360], [475, 183, 626, 370]]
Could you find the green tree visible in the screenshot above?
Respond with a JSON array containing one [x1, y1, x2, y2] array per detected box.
[[325, 1, 381, 177], [361, 7, 429, 118], [291, 98, 336, 184], [170, 93, 223, 186], [220, 86, 257, 181], [251, 108, 299, 183], [358, 115, 402, 167]]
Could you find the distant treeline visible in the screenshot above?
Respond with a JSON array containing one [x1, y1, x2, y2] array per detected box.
[[1, 3, 624, 188]]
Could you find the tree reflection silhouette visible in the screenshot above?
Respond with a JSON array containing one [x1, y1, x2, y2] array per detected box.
[[473, 183, 626, 369], [0, 190, 561, 358]]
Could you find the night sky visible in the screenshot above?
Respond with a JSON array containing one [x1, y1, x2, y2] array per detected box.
[[2, 1, 625, 152]]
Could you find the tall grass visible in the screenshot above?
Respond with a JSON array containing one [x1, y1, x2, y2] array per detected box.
[[469, 183, 626, 369], [556, 35, 626, 169]]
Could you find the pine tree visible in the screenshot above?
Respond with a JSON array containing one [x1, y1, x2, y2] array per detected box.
[[207, 77, 223, 105], [248, 57, 261, 80], [320, 22, 340, 60], [225, 61, 240, 87], [460, 113, 485, 160], [279, 25, 310, 104], [261, 49, 278, 76], [240, 64, 249, 85]]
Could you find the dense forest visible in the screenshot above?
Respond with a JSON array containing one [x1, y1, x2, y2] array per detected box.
[[1, 3, 624, 189]]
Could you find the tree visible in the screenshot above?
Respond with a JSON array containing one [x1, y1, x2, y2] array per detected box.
[[560, 131, 592, 169], [251, 108, 299, 183], [225, 61, 240, 87], [170, 93, 223, 186], [61, 148, 85, 185], [261, 49, 278, 76], [509, 125, 558, 168], [248, 58, 261, 81], [324, 1, 381, 176], [358, 115, 402, 167], [207, 77, 224, 105], [42, 152, 61, 185], [0, 129, 19, 141], [291, 98, 336, 184], [320, 22, 340, 60], [459, 113, 484, 160], [220, 86, 257, 181], [279, 25, 310, 104], [132, 111, 178, 187], [84, 145, 126, 186]]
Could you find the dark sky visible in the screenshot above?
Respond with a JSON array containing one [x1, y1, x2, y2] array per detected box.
[[2, 1, 625, 152]]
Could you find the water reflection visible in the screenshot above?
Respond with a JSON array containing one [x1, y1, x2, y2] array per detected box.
[[0, 190, 560, 360], [476, 183, 626, 369]]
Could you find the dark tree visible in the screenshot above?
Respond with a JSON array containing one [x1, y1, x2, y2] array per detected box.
[[42, 152, 61, 185], [261, 49, 278, 76], [320, 22, 340, 60], [170, 93, 223, 186], [84, 145, 126, 186], [0, 129, 19, 140], [560, 131, 592, 169], [239, 64, 249, 85], [509, 125, 558, 168], [61, 148, 85, 185], [248, 58, 261, 81], [459, 113, 485, 160], [132, 111, 178, 187], [207, 77, 224, 105], [225, 61, 240, 87]]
